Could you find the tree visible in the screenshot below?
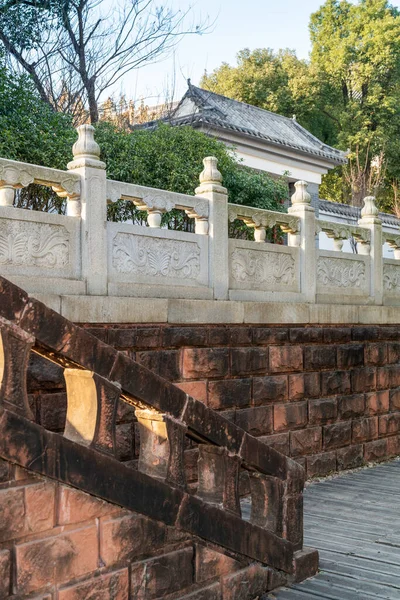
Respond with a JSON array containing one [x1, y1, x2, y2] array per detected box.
[[0, 0, 208, 124]]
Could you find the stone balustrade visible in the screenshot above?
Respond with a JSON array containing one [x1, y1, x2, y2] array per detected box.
[[0, 124, 398, 307]]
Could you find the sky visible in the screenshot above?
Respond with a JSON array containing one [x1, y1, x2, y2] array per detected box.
[[114, 0, 400, 107]]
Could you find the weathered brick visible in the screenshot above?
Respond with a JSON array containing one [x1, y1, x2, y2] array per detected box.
[[293, 547, 319, 583], [107, 328, 138, 348], [274, 402, 307, 432], [231, 348, 268, 375], [379, 412, 400, 436], [323, 327, 352, 343], [352, 326, 380, 341], [116, 401, 136, 423], [0, 457, 11, 483], [163, 326, 208, 347], [308, 398, 337, 425], [235, 406, 273, 436], [338, 394, 365, 420], [221, 564, 272, 600], [337, 445, 364, 470], [366, 390, 389, 415], [127, 326, 161, 348], [252, 327, 289, 345], [388, 435, 400, 456], [365, 343, 387, 366], [390, 388, 400, 411], [323, 422, 351, 449], [269, 346, 303, 373], [182, 349, 229, 379], [378, 327, 400, 340], [253, 375, 288, 405], [176, 381, 208, 404], [101, 514, 166, 566], [262, 433, 290, 456], [131, 547, 194, 599], [377, 367, 391, 390], [27, 354, 64, 391], [0, 549, 10, 598], [352, 417, 378, 443], [208, 379, 251, 410], [195, 545, 242, 583], [38, 392, 67, 431], [116, 423, 134, 461], [136, 350, 180, 381], [57, 486, 116, 525], [24, 482, 56, 533], [387, 365, 400, 387], [58, 569, 129, 600], [289, 328, 324, 343], [16, 525, 98, 593], [84, 326, 108, 343], [364, 439, 389, 462], [388, 342, 400, 364], [304, 346, 336, 371], [337, 344, 364, 369], [208, 327, 252, 346], [351, 367, 376, 392], [288, 373, 320, 401], [321, 371, 351, 396], [306, 451, 337, 478], [290, 427, 322, 457]]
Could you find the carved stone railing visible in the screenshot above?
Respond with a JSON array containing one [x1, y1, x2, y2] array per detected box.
[[0, 125, 399, 306], [0, 275, 317, 582]]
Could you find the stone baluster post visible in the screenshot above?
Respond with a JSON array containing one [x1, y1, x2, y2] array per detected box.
[[67, 125, 108, 295], [358, 196, 383, 305], [288, 181, 316, 303], [195, 157, 229, 300], [197, 445, 241, 516]]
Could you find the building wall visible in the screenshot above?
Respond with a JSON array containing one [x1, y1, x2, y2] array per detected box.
[[28, 323, 400, 481]]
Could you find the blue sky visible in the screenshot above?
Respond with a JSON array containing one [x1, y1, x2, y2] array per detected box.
[[117, 0, 400, 106]]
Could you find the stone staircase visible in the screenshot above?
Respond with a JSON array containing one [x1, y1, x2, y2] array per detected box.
[[0, 275, 318, 598]]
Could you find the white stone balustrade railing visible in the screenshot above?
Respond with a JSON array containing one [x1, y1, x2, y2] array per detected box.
[[0, 124, 399, 308]]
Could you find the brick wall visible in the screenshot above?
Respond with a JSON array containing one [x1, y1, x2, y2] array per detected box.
[[28, 323, 400, 479], [0, 460, 285, 599]]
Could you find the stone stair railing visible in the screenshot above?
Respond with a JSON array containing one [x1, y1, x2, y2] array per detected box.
[[0, 275, 317, 583], [0, 125, 399, 307]]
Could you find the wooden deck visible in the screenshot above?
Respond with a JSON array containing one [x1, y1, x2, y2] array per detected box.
[[267, 458, 400, 599]]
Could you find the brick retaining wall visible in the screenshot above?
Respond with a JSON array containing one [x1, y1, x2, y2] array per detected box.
[[28, 324, 400, 479]]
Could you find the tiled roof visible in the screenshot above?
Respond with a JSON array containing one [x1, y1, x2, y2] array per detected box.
[[161, 83, 348, 165], [319, 198, 400, 228]]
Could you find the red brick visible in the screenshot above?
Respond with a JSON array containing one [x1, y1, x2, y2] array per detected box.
[[16, 525, 98, 593], [323, 328, 352, 343], [253, 375, 288, 405], [38, 392, 67, 431], [24, 482, 56, 533], [231, 348, 268, 375], [136, 350, 180, 381], [309, 398, 337, 424], [352, 326, 380, 341], [352, 417, 378, 443], [274, 402, 307, 432], [388, 342, 400, 364], [58, 569, 129, 599], [176, 381, 208, 404], [387, 365, 400, 387], [338, 394, 365, 420], [364, 439, 389, 462], [108, 327, 160, 349], [365, 343, 387, 366], [289, 328, 324, 343], [208, 379, 251, 410], [221, 564, 272, 600], [116, 401, 136, 423], [306, 451, 337, 478], [269, 346, 303, 373], [293, 547, 319, 583], [377, 367, 391, 390], [351, 367, 376, 392], [131, 547, 194, 599], [290, 427, 322, 457], [323, 422, 351, 449], [252, 327, 289, 344], [366, 390, 389, 415], [390, 388, 400, 411], [163, 326, 208, 347], [262, 433, 290, 456], [387, 435, 400, 456], [235, 406, 273, 436], [0, 549, 10, 598], [116, 423, 134, 460], [288, 373, 320, 401], [182, 348, 229, 379], [100, 514, 166, 566], [57, 486, 117, 525], [178, 583, 222, 600], [379, 412, 400, 436], [304, 346, 336, 370], [321, 371, 351, 396], [337, 344, 364, 369], [195, 545, 242, 583], [0, 458, 11, 483], [337, 445, 364, 470]]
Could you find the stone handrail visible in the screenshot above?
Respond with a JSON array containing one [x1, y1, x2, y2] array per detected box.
[[0, 124, 399, 306], [0, 275, 315, 579]]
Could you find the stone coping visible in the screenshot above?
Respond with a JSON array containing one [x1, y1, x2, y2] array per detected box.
[[32, 293, 400, 325]]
